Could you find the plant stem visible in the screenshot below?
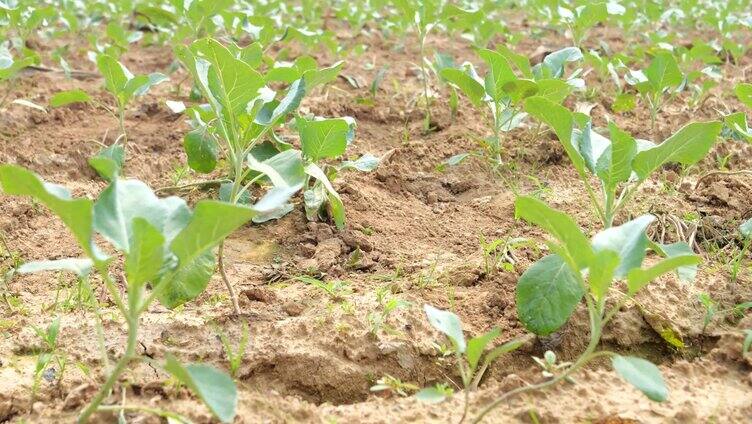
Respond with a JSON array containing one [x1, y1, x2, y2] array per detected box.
[[471, 299, 603, 423], [77, 317, 138, 423], [218, 241, 241, 315], [418, 29, 431, 133]]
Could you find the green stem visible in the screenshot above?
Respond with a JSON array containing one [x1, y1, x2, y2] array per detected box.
[[418, 30, 431, 132], [77, 317, 138, 423], [471, 298, 603, 423]]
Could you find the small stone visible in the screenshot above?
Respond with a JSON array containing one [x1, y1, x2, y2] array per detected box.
[[243, 287, 277, 303]]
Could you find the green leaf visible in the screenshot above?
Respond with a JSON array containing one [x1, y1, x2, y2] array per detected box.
[[50, 89, 91, 107], [415, 386, 451, 404], [248, 149, 306, 188], [188, 38, 265, 132], [304, 163, 344, 229], [298, 117, 350, 161], [184, 128, 219, 173], [644, 52, 683, 93], [93, 179, 191, 254], [0, 165, 100, 260], [524, 97, 587, 177], [612, 355, 668, 402], [164, 355, 237, 423], [440, 68, 485, 107], [735, 83, 752, 109], [597, 123, 637, 189], [424, 304, 466, 353], [466, 328, 500, 370], [516, 254, 584, 336], [539, 47, 583, 79], [627, 255, 701, 295], [741, 218, 752, 238], [632, 121, 721, 181], [514, 196, 593, 269], [18, 258, 93, 278], [592, 215, 656, 278], [482, 337, 526, 365], [588, 249, 619, 301], [535, 79, 572, 104], [477, 49, 516, 101], [125, 218, 165, 310], [303, 61, 343, 93], [170, 201, 255, 267], [97, 54, 129, 101], [649, 241, 698, 282], [89, 144, 124, 181]]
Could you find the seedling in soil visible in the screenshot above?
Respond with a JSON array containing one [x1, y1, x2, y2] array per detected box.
[[0, 165, 291, 422], [699, 293, 752, 332], [50, 55, 167, 178], [479, 234, 536, 276], [624, 52, 684, 130], [215, 320, 251, 379], [370, 374, 419, 397], [524, 96, 722, 228], [470, 197, 701, 423], [421, 305, 526, 421], [441, 46, 583, 166], [368, 286, 409, 336], [31, 317, 66, 401], [177, 37, 363, 313]]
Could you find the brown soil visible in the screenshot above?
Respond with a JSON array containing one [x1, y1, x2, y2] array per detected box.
[[1, 18, 752, 424]]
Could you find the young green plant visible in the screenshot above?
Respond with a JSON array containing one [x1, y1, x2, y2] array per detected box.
[[471, 197, 701, 422], [0, 165, 291, 422], [421, 305, 526, 423], [524, 96, 722, 228]]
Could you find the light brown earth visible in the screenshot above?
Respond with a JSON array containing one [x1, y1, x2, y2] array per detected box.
[[1, 18, 751, 424]]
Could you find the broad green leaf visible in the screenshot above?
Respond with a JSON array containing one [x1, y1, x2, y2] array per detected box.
[[440, 68, 485, 107], [94, 179, 191, 253], [128, 72, 168, 97], [18, 258, 93, 278], [503, 79, 539, 103], [483, 337, 526, 365], [741, 218, 752, 238], [189, 38, 265, 133], [298, 117, 350, 161], [735, 83, 752, 109], [612, 355, 668, 402], [340, 154, 380, 172], [649, 241, 698, 282], [125, 218, 165, 310], [0, 165, 99, 259], [588, 249, 619, 301], [516, 254, 584, 336], [477, 49, 516, 101], [524, 97, 587, 176], [184, 128, 219, 173], [97, 54, 129, 100], [632, 121, 721, 180], [466, 328, 500, 370], [164, 355, 237, 423], [89, 144, 124, 181], [598, 122, 637, 189], [415, 386, 450, 404], [304, 163, 345, 229], [302, 61, 343, 93], [627, 255, 701, 295], [50, 89, 91, 107], [592, 215, 656, 278], [514, 196, 593, 268], [644, 52, 682, 93], [267, 78, 306, 124], [247, 149, 305, 188], [159, 250, 214, 309], [495, 45, 533, 78], [170, 201, 255, 267], [535, 79, 572, 104], [538, 47, 583, 79], [424, 304, 466, 353]]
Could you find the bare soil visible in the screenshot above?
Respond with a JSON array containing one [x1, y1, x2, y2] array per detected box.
[[1, 20, 752, 424]]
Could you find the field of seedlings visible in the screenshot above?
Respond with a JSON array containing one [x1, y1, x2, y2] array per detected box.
[[2, 0, 752, 422]]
